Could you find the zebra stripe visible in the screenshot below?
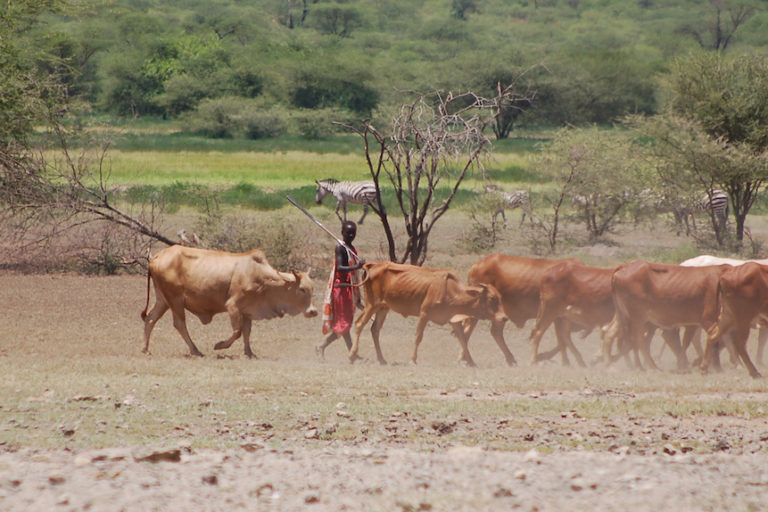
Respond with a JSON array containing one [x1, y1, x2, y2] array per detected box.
[[315, 179, 377, 224], [698, 189, 729, 224]]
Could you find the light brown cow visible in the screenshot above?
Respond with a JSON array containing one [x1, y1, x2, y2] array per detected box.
[[703, 262, 768, 378], [529, 261, 616, 366], [349, 261, 513, 366], [465, 254, 583, 366], [611, 260, 729, 371], [141, 245, 317, 357]]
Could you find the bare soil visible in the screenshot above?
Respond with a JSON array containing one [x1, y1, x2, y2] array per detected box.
[[2, 212, 768, 511]]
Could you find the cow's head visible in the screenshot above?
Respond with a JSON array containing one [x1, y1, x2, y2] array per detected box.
[[470, 283, 508, 324], [288, 270, 318, 318]]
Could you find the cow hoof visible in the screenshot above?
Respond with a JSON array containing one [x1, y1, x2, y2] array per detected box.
[[314, 345, 325, 360], [213, 341, 229, 351], [186, 352, 204, 358]]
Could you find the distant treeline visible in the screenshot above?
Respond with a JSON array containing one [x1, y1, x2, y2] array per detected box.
[[27, 0, 768, 137]]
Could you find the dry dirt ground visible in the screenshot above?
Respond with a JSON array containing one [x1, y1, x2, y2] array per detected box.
[[1, 270, 768, 512]]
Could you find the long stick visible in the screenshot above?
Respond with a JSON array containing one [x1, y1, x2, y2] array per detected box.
[[286, 195, 350, 251]]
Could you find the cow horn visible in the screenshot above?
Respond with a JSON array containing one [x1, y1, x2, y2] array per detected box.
[[291, 270, 301, 282]]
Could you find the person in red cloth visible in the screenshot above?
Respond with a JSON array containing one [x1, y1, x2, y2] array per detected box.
[[317, 221, 365, 359]]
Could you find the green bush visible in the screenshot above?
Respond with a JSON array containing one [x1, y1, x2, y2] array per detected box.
[[243, 107, 287, 139], [293, 108, 357, 139]]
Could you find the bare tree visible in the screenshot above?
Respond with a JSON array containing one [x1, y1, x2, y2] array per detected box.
[[0, 123, 175, 270], [679, 0, 755, 51], [341, 87, 522, 265]]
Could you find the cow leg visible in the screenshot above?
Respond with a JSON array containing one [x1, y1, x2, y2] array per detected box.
[[214, 304, 244, 352], [638, 326, 660, 371], [460, 317, 479, 343], [555, 319, 586, 368], [681, 327, 703, 366], [369, 309, 389, 365], [350, 304, 379, 364], [660, 328, 688, 371], [702, 321, 730, 374], [490, 319, 517, 367], [600, 317, 619, 366], [241, 319, 255, 358], [529, 308, 558, 365], [142, 300, 169, 355], [410, 314, 430, 365], [451, 322, 477, 368], [170, 308, 204, 357], [731, 326, 763, 378], [757, 326, 767, 366]]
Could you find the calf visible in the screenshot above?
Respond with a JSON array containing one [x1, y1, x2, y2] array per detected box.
[[350, 262, 514, 366]]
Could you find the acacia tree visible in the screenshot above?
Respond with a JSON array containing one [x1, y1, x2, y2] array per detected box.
[[342, 88, 515, 265], [529, 127, 647, 252], [629, 51, 768, 247]]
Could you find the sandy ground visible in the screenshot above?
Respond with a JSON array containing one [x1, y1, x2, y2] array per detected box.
[[2, 239, 768, 510]]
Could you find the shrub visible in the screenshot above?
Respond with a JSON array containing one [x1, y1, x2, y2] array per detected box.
[[293, 108, 357, 139], [243, 107, 287, 139]]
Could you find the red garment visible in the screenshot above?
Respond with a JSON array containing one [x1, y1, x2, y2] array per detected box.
[[321, 245, 360, 335], [330, 271, 356, 334]]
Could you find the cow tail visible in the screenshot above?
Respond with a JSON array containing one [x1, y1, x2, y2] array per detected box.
[[140, 266, 152, 321], [350, 267, 370, 288]]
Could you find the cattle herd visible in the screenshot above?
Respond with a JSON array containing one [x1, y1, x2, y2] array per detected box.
[[140, 245, 768, 379]]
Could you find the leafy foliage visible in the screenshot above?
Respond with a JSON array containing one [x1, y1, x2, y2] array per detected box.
[[26, 0, 768, 133]]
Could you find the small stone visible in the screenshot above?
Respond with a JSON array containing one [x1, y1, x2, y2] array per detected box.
[[49, 473, 66, 485], [513, 469, 527, 480], [305, 428, 319, 439], [662, 444, 677, 455], [202, 474, 218, 485]]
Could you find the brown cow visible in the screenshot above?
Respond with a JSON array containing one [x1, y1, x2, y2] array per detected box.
[[611, 260, 729, 371], [680, 255, 768, 367], [349, 261, 514, 366], [466, 254, 583, 366], [529, 261, 616, 366], [703, 262, 768, 378], [141, 245, 317, 357]]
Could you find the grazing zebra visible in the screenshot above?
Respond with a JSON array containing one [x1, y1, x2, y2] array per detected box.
[[484, 184, 530, 225], [315, 179, 377, 224]]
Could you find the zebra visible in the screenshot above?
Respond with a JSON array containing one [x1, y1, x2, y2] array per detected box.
[[484, 184, 531, 226], [699, 189, 729, 232], [641, 188, 728, 236], [315, 179, 377, 224]]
